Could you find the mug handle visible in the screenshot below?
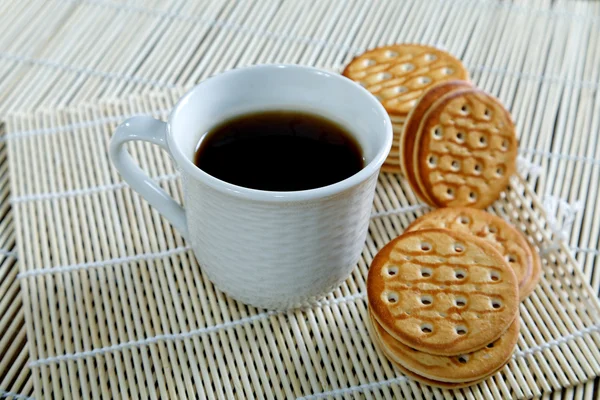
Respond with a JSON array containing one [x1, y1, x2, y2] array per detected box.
[[109, 116, 189, 238]]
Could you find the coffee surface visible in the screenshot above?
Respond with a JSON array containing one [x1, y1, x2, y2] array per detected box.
[[194, 110, 364, 191]]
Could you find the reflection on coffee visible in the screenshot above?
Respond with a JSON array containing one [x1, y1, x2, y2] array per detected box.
[[194, 110, 364, 191]]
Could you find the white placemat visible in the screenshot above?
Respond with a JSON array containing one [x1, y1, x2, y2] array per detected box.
[[5, 90, 600, 399]]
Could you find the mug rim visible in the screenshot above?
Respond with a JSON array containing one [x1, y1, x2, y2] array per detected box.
[[167, 64, 393, 202]]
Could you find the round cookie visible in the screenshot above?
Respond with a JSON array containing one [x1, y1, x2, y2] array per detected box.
[[342, 44, 469, 116], [388, 356, 507, 389], [415, 89, 518, 208], [367, 314, 509, 389], [367, 229, 519, 356], [519, 242, 541, 300], [405, 208, 533, 298], [401, 81, 473, 202], [370, 313, 518, 382]]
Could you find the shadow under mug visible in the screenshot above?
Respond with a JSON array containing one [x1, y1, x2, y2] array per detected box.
[[110, 64, 392, 310]]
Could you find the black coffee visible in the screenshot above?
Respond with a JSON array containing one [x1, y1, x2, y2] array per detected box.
[[194, 110, 364, 191]]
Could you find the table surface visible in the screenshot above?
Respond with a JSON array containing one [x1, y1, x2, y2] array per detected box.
[[0, 0, 599, 398]]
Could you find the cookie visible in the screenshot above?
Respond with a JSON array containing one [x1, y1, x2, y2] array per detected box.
[[390, 114, 406, 124], [367, 314, 509, 389], [380, 120, 405, 173], [392, 121, 405, 135], [367, 229, 519, 356], [415, 89, 518, 208], [401, 81, 473, 202], [370, 313, 518, 382], [405, 208, 532, 298], [388, 355, 507, 389], [381, 163, 402, 174], [342, 44, 469, 116], [518, 242, 541, 300]]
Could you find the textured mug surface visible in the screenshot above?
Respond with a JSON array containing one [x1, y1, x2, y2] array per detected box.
[[110, 65, 393, 309]]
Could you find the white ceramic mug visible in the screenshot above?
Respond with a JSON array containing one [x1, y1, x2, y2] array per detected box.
[[110, 65, 392, 310]]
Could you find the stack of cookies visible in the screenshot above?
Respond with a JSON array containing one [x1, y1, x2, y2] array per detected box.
[[343, 44, 469, 173], [347, 43, 539, 387], [400, 80, 518, 208], [343, 44, 517, 210], [366, 208, 540, 388]]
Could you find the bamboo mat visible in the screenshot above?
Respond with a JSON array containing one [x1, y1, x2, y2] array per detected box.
[[0, 126, 31, 399], [0, 0, 598, 292], [2, 89, 599, 399], [0, 0, 599, 399]]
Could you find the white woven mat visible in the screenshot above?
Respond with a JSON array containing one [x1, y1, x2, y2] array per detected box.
[[3, 89, 599, 399], [0, 0, 598, 291], [1, 0, 600, 399], [0, 127, 30, 399]]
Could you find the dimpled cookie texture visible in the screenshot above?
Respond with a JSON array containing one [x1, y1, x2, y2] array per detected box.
[[416, 89, 518, 208], [342, 44, 469, 117], [367, 229, 519, 356], [370, 313, 519, 382], [400, 80, 473, 197], [405, 207, 533, 296]]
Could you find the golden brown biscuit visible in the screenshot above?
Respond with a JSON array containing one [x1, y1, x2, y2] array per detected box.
[[390, 114, 407, 124], [405, 208, 533, 298], [367, 229, 519, 356], [367, 314, 509, 389], [343, 44, 469, 116], [415, 89, 518, 208], [381, 163, 402, 174], [388, 355, 507, 389], [401, 81, 473, 203], [370, 313, 518, 382], [518, 242, 541, 300], [392, 122, 405, 136], [377, 114, 403, 171], [381, 120, 404, 171]]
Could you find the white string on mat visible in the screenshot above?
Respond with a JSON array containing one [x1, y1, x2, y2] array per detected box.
[[513, 323, 600, 359], [520, 147, 600, 166], [517, 156, 543, 180], [10, 172, 179, 203], [542, 195, 584, 242], [0, 389, 34, 400], [23, 296, 600, 373], [0, 248, 17, 257], [16, 245, 192, 279], [0, 51, 176, 90], [1, 108, 170, 141], [571, 247, 600, 256], [27, 292, 368, 368]]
